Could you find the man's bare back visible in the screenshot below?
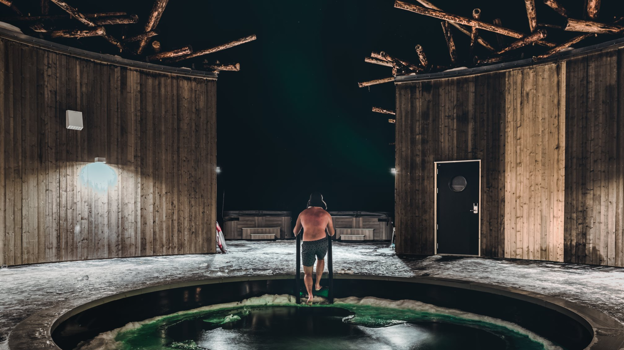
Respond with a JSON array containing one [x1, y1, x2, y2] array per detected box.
[[294, 207, 335, 241]]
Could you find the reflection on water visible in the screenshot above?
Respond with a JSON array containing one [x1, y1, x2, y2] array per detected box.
[[165, 307, 510, 350]]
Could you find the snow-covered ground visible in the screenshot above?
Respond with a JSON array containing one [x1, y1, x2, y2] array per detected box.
[[1, 241, 623, 342]]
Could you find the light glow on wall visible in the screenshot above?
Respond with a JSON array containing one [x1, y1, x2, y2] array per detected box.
[[79, 162, 118, 193]]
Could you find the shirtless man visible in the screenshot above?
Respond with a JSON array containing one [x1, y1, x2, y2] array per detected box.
[[293, 192, 335, 303]]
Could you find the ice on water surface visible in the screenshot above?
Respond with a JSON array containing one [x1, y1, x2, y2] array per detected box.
[[75, 295, 562, 350]]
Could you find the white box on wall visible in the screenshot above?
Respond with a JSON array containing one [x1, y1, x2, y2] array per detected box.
[[66, 110, 84, 130]]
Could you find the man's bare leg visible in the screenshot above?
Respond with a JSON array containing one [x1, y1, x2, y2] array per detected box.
[[315, 259, 324, 291], [303, 265, 314, 303]]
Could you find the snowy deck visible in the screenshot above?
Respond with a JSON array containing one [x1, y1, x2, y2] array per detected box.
[[1, 241, 624, 346]]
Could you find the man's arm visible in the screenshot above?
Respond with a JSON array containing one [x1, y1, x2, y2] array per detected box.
[[326, 213, 335, 236], [293, 213, 302, 236]]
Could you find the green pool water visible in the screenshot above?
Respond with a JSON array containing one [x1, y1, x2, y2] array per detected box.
[[76, 295, 564, 350]]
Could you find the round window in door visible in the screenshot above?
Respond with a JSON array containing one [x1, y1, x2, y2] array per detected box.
[[449, 176, 467, 192]]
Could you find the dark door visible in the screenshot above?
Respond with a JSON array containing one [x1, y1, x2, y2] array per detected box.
[[436, 161, 480, 255]]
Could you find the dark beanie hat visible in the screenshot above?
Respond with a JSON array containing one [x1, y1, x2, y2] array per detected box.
[[307, 192, 327, 210]]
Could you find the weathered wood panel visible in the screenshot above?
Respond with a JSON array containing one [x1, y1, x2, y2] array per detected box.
[[565, 50, 624, 266], [395, 73, 507, 257], [504, 63, 565, 262], [397, 46, 624, 266], [0, 36, 217, 266]]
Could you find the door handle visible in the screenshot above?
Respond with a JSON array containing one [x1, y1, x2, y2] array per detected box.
[[470, 203, 479, 214]]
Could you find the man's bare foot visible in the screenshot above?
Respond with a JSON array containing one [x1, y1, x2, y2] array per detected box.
[[307, 296, 314, 304], [315, 285, 322, 291]]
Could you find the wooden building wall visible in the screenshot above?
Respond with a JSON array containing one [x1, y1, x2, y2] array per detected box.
[[565, 51, 624, 267], [504, 64, 566, 262], [395, 72, 507, 257], [396, 48, 624, 267], [0, 37, 217, 266]]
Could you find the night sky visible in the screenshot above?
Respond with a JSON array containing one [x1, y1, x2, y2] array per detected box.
[[8, 0, 624, 219]]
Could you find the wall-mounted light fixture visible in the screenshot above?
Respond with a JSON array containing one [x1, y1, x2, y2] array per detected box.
[[95, 157, 106, 163], [391, 168, 397, 175], [66, 110, 84, 130], [216, 167, 221, 174]]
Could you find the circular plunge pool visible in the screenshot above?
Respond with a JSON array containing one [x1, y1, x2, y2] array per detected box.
[[51, 276, 594, 350]]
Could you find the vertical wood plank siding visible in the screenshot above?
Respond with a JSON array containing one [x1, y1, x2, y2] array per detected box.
[[0, 37, 217, 266], [397, 49, 624, 267], [395, 73, 507, 257], [565, 51, 623, 266]]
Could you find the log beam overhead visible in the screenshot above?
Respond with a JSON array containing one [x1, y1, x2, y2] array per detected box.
[[372, 106, 396, 115], [587, 0, 601, 20], [168, 35, 257, 63], [92, 15, 139, 26], [1, 12, 127, 22], [534, 34, 593, 60], [415, 44, 429, 69], [147, 46, 193, 61], [358, 77, 395, 88], [137, 0, 169, 55], [395, 1, 525, 39], [565, 18, 624, 34], [0, 0, 22, 15], [543, 0, 568, 17], [414, 0, 496, 52], [50, 0, 96, 27], [123, 31, 158, 43], [441, 21, 458, 65], [524, 0, 537, 32], [497, 29, 547, 54], [469, 8, 480, 57], [365, 57, 394, 68], [50, 27, 105, 38], [204, 63, 241, 72]]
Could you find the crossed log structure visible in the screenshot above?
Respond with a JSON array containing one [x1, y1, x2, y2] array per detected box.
[[360, 0, 620, 88]]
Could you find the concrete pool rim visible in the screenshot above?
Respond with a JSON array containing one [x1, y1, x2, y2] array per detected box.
[[9, 274, 624, 350]]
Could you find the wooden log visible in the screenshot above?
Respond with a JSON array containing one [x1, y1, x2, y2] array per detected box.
[[587, 0, 601, 20], [497, 29, 547, 54], [168, 35, 257, 63], [358, 77, 395, 88], [50, 0, 96, 27], [50, 27, 105, 38], [475, 55, 510, 65], [371, 51, 421, 72], [388, 119, 396, 124], [365, 57, 394, 68], [372, 106, 396, 115], [441, 21, 458, 65], [534, 33, 593, 60], [30, 23, 49, 33], [469, 8, 480, 58], [493, 18, 507, 48], [565, 18, 623, 34], [41, 0, 49, 15], [414, 44, 429, 68], [395, 1, 524, 39], [151, 40, 161, 53], [103, 34, 124, 52], [204, 63, 240, 71], [525, 0, 537, 32], [414, 0, 496, 52], [137, 0, 169, 55], [92, 15, 139, 26], [543, 0, 568, 18], [1, 12, 127, 21], [123, 31, 158, 43], [0, 0, 22, 15], [147, 46, 193, 62]]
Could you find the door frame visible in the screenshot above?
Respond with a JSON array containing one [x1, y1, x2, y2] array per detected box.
[[434, 159, 481, 256]]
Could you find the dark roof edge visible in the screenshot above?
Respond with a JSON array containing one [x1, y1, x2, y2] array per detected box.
[[0, 26, 218, 80], [396, 36, 624, 83]]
